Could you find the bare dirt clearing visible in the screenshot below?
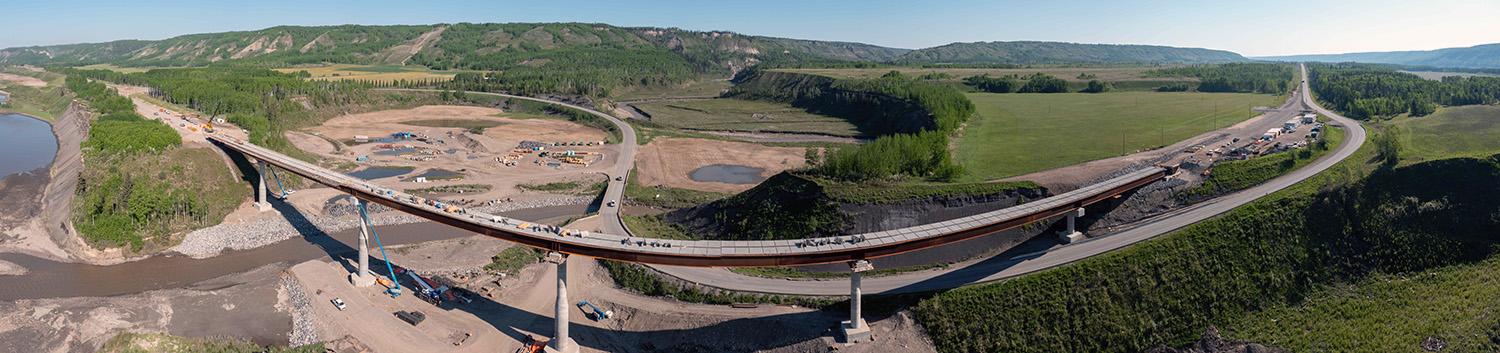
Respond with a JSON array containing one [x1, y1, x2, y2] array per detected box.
[[0, 73, 47, 87], [635, 137, 807, 193], [284, 105, 615, 219]]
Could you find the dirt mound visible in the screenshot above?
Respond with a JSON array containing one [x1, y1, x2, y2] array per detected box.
[[665, 172, 1046, 240]]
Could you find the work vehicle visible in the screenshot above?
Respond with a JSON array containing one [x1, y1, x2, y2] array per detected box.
[[516, 335, 548, 353], [395, 310, 425, 326], [331, 298, 347, 311], [577, 299, 614, 321]]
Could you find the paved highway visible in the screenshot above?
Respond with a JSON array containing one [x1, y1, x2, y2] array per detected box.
[[649, 64, 1367, 295]]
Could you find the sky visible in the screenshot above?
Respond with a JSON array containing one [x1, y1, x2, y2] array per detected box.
[[3, 0, 1499, 57]]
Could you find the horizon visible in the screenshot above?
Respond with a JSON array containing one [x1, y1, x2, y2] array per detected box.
[[3, 0, 1499, 57]]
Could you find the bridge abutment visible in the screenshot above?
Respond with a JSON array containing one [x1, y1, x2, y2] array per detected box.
[[348, 198, 376, 287], [545, 252, 579, 353], [841, 260, 873, 343], [1058, 208, 1085, 243]]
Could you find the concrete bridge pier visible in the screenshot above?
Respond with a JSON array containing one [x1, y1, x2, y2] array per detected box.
[[348, 198, 376, 287], [841, 260, 873, 343], [1058, 208, 1085, 243], [254, 159, 272, 212], [545, 252, 578, 353]]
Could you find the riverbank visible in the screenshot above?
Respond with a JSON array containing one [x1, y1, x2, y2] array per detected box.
[[0, 108, 80, 263]]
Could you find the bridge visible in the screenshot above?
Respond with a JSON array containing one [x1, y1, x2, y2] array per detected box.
[[208, 134, 1167, 350]]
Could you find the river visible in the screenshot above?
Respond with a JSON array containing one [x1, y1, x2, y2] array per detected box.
[[0, 203, 589, 300], [0, 113, 57, 180]]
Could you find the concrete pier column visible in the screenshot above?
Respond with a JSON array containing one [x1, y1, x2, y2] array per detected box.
[[841, 260, 873, 343], [544, 252, 578, 353], [348, 198, 375, 287], [255, 160, 271, 212], [1058, 208, 1085, 243]]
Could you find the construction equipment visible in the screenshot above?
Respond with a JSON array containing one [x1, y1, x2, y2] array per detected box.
[[359, 201, 402, 298], [202, 123, 215, 133], [516, 335, 548, 353], [577, 300, 613, 321]]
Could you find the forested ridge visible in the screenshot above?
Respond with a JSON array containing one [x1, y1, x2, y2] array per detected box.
[[1310, 63, 1500, 119], [916, 151, 1500, 353]]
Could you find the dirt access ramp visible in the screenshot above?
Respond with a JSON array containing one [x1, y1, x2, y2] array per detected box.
[[635, 137, 806, 193]]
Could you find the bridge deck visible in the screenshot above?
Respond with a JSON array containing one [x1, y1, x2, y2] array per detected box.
[[210, 135, 1165, 267]]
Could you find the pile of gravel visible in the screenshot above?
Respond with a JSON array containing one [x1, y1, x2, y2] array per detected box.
[[173, 196, 591, 258], [278, 272, 320, 347]]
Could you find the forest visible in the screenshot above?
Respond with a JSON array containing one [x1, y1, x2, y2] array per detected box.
[[64, 76, 179, 154], [1151, 63, 1294, 94], [1310, 63, 1500, 119], [916, 151, 1500, 353]]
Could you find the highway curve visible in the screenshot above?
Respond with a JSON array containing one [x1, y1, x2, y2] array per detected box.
[[648, 64, 1368, 296]]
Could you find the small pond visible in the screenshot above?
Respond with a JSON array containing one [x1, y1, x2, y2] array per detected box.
[[411, 168, 463, 180], [348, 166, 414, 180], [0, 114, 58, 179], [689, 164, 766, 184], [374, 147, 418, 156]]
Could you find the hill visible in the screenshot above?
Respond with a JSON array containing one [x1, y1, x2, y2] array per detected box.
[[893, 41, 1248, 65], [1259, 43, 1500, 69], [0, 23, 908, 72]]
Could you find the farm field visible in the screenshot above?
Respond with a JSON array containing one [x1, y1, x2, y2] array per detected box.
[[1400, 70, 1500, 81], [632, 98, 861, 137], [1394, 105, 1500, 163], [956, 91, 1282, 180], [273, 64, 456, 83], [778, 66, 1198, 91]]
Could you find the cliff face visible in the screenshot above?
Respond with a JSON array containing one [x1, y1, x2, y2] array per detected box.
[[42, 102, 91, 261]]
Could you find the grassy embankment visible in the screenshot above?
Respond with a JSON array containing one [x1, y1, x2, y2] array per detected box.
[[0, 68, 71, 120], [485, 246, 544, 276], [915, 108, 1500, 352], [956, 91, 1283, 180], [516, 180, 606, 196], [599, 259, 836, 308], [632, 98, 860, 137], [613, 78, 731, 101], [447, 91, 624, 144], [99, 332, 322, 353]]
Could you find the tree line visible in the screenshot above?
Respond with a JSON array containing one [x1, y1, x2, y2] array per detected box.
[[1151, 63, 1294, 94], [1310, 63, 1500, 119]]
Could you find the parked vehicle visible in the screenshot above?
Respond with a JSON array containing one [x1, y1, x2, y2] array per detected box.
[[331, 298, 347, 311], [395, 310, 426, 326]]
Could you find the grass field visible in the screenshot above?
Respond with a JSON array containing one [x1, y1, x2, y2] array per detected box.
[[615, 79, 731, 100], [632, 98, 860, 137], [955, 91, 1283, 180], [1395, 105, 1500, 164], [273, 64, 455, 83]]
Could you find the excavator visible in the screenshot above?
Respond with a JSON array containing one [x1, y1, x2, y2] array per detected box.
[[516, 335, 548, 353]]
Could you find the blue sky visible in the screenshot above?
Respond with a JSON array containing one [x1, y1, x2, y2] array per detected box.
[[4, 0, 1499, 56]]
